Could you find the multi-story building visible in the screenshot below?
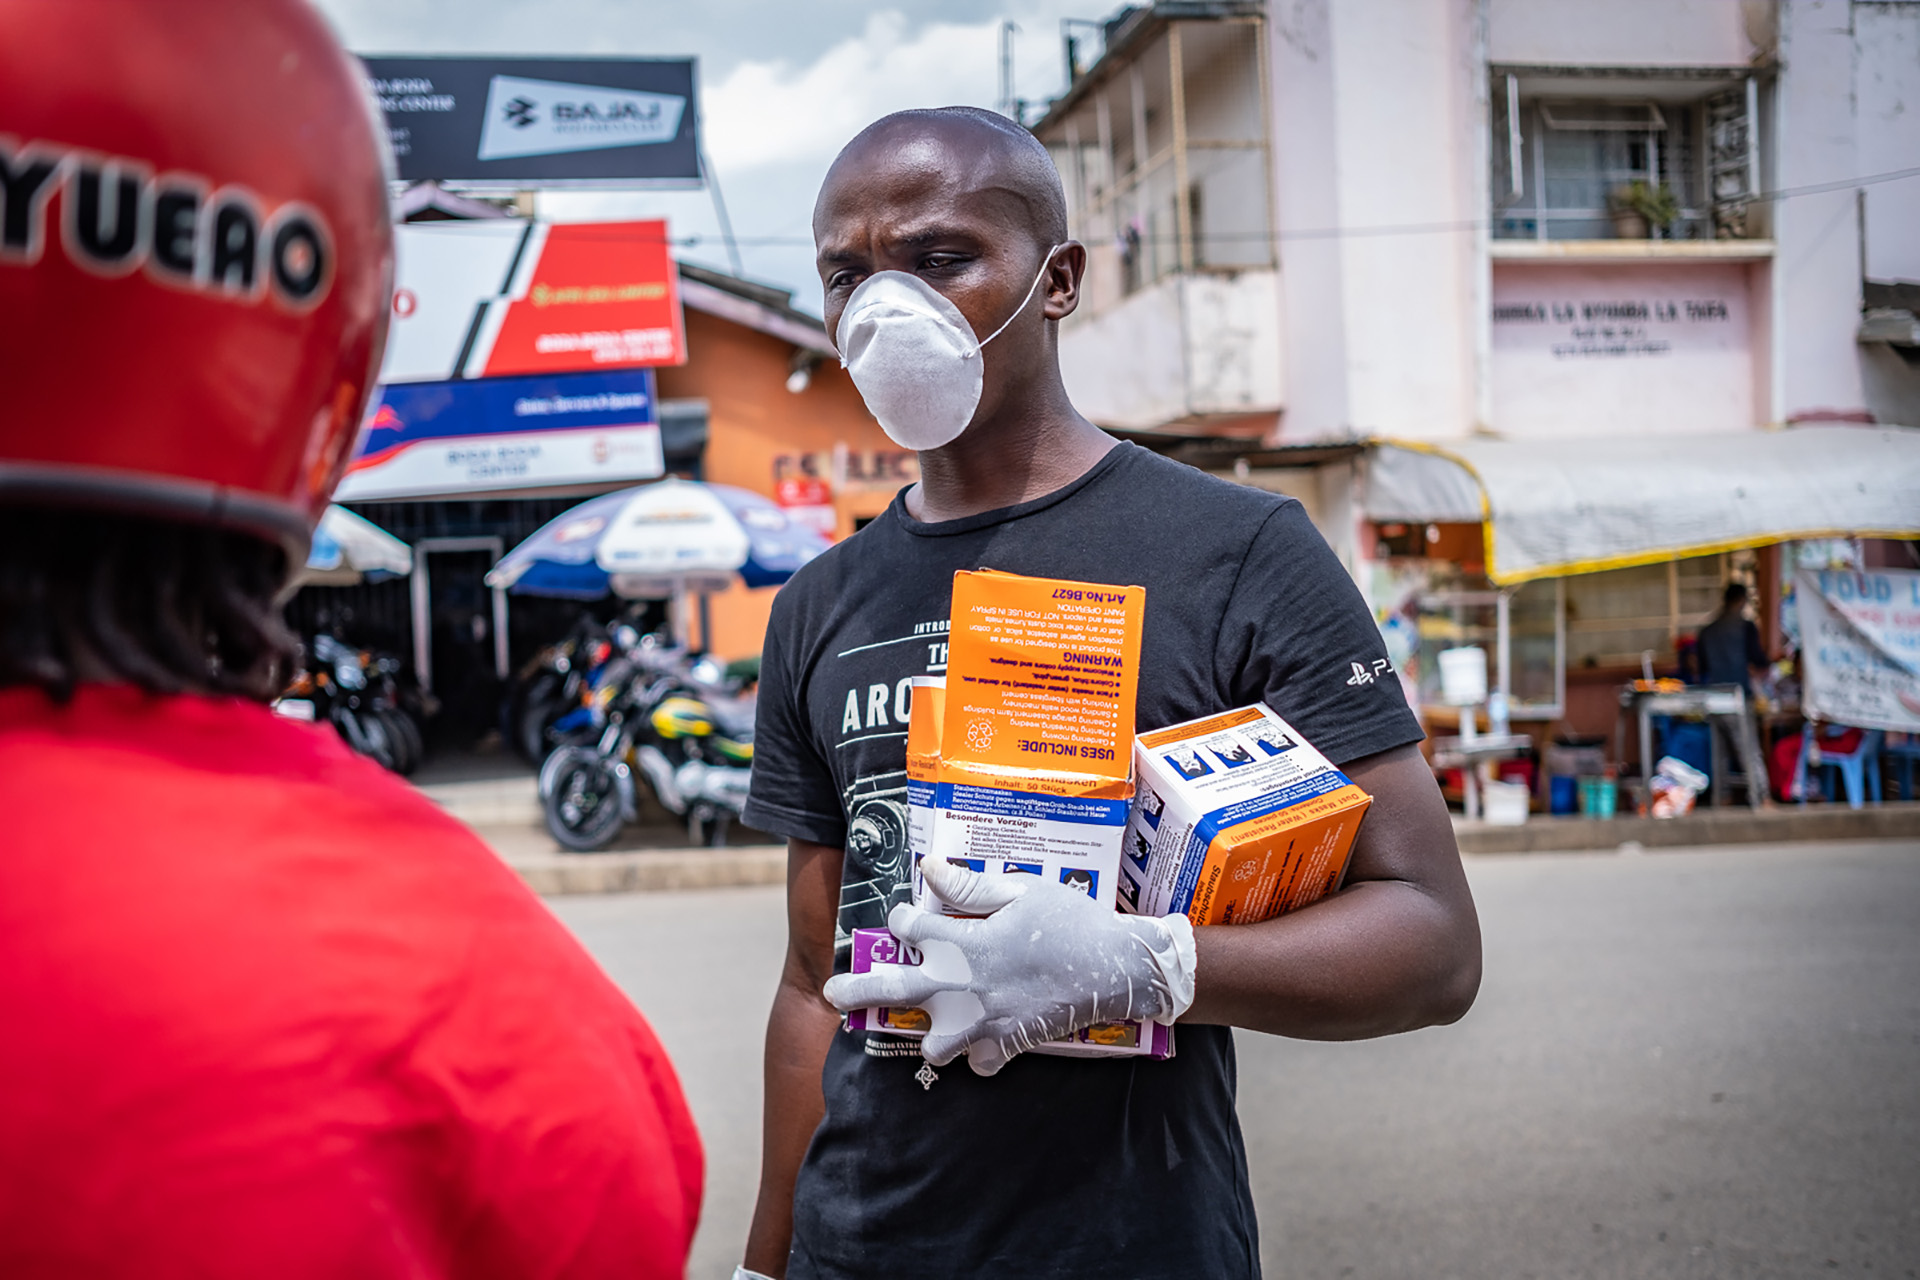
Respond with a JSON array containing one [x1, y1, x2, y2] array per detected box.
[[1035, 0, 1920, 745]]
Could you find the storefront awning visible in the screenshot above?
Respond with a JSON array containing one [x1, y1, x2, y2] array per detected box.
[[1363, 425, 1920, 583]]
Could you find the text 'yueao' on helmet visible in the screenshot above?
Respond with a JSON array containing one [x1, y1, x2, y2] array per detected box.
[[0, 0, 395, 571]]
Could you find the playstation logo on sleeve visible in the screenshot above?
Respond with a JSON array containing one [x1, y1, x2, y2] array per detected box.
[[478, 75, 685, 160]]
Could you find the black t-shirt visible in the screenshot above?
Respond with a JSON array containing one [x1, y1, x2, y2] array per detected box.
[[745, 443, 1423, 1280], [1696, 609, 1766, 691]]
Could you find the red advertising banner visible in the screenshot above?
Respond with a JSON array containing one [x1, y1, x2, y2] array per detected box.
[[481, 220, 687, 376], [774, 477, 832, 508], [380, 219, 687, 382]]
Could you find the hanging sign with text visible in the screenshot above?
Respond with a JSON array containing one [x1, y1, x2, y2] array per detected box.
[[1797, 567, 1920, 732]]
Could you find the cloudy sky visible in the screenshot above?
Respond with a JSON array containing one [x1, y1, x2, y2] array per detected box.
[[312, 0, 1113, 314]]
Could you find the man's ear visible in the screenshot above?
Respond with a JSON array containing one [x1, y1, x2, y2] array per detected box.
[[1043, 242, 1086, 321]]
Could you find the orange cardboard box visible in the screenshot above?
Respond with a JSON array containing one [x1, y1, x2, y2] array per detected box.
[[940, 568, 1142, 801], [1120, 705, 1371, 926], [906, 569, 1146, 911]]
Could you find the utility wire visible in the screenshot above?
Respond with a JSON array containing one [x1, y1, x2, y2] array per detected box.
[[412, 162, 1920, 252]]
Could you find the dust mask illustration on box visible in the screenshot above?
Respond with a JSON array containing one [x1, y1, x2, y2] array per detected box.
[[835, 247, 1061, 451]]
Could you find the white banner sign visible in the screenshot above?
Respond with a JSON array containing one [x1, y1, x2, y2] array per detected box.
[[478, 75, 686, 160], [335, 424, 663, 501], [1797, 567, 1920, 732]]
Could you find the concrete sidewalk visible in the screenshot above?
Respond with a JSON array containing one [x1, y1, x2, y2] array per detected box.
[[479, 821, 787, 895], [419, 772, 1920, 895], [1452, 799, 1920, 854], [418, 773, 788, 895]]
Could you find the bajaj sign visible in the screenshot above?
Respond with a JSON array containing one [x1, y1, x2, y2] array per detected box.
[[359, 56, 700, 188], [478, 76, 687, 160]]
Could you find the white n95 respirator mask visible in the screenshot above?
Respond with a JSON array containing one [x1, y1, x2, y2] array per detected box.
[[834, 247, 1060, 452]]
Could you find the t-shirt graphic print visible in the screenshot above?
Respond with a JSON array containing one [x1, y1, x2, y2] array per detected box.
[[826, 615, 950, 954]]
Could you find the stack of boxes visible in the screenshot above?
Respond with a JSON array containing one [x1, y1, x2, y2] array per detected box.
[[849, 569, 1167, 1057], [847, 569, 1375, 1062], [1121, 705, 1372, 925]]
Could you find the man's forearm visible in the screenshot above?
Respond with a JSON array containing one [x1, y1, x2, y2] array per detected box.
[[1183, 878, 1479, 1038], [1182, 742, 1481, 1040], [743, 977, 839, 1277]]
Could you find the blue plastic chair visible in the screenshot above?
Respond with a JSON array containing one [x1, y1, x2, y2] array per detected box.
[[1886, 735, 1920, 801], [1796, 727, 1884, 809]]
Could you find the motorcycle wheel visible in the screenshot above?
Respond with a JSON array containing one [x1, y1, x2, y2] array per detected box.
[[512, 673, 565, 764], [380, 708, 423, 775], [362, 708, 404, 772], [543, 748, 627, 852], [336, 707, 399, 771]]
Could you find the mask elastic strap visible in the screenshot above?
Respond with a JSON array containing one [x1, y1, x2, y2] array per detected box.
[[964, 244, 1063, 358]]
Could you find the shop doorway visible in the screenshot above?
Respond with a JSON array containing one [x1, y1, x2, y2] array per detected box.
[[409, 536, 507, 747]]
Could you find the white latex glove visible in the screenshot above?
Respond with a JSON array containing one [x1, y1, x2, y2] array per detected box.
[[823, 859, 1197, 1077], [731, 1269, 776, 1280]]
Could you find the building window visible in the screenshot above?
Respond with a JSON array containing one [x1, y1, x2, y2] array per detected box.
[[1036, 10, 1274, 313], [1491, 73, 1761, 242]]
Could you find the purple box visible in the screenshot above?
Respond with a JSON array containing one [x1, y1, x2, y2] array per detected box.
[[844, 928, 1173, 1059]]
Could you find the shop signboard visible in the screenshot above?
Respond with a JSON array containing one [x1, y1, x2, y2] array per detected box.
[[1489, 263, 1753, 436], [335, 369, 663, 501], [773, 475, 836, 538], [382, 220, 687, 383], [769, 447, 921, 538], [1796, 567, 1920, 732], [360, 57, 700, 187]]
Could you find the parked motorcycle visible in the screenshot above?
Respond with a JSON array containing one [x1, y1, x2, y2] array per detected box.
[[282, 633, 426, 775], [504, 615, 611, 765], [540, 631, 755, 851]]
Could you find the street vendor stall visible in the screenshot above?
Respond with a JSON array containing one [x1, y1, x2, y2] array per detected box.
[[1616, 682, 1768, 810], [1363, 425, 1920, 799], [1364, 425, 1920, 588]]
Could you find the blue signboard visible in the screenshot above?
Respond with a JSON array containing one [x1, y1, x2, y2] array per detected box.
[[335, 369, 663, 500]]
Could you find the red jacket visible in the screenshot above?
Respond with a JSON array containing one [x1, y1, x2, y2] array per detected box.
[[0, 686, 701, 1277]]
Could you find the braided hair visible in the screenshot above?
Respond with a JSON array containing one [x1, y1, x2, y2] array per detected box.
[[0, 509, 296, 703]]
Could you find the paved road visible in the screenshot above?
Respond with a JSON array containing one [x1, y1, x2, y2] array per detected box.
[[552, 840, 1920, 1280]]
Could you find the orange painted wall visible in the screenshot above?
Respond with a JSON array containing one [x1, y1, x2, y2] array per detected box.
[[655, 307, 908, 661]]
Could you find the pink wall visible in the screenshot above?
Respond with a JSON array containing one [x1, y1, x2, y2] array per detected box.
[[1489, 262, 1757, 436], [1487, 0, 1759, 67]]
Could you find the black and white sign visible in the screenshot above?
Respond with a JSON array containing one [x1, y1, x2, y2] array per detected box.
[[359, 57, 700, 188], [1491, 295, 1734, 359]]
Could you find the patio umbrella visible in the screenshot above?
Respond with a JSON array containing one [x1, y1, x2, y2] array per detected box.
[[298, 505, 412, 586], [484, 478, 830, 601]]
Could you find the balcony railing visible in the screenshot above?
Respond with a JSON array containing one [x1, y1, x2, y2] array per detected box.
[[1035, 5, 1274, 315]]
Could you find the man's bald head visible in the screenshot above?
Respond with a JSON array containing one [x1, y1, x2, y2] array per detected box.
[[811, 106, 1089, 438], [818, 106, 1069, 251]]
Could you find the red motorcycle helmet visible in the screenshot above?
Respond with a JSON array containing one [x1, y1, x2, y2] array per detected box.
[[0, 0, 394, 571]]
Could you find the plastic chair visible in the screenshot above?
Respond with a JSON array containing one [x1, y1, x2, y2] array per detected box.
[[1796, 727, 1884, 809], [1886, 735, 1920, 801]]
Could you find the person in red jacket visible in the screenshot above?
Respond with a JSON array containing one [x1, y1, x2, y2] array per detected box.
[[0, 2, 702, 1275]]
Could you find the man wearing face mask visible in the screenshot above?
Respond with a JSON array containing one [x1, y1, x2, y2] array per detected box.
[[738, 107, 1481, 1280]]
